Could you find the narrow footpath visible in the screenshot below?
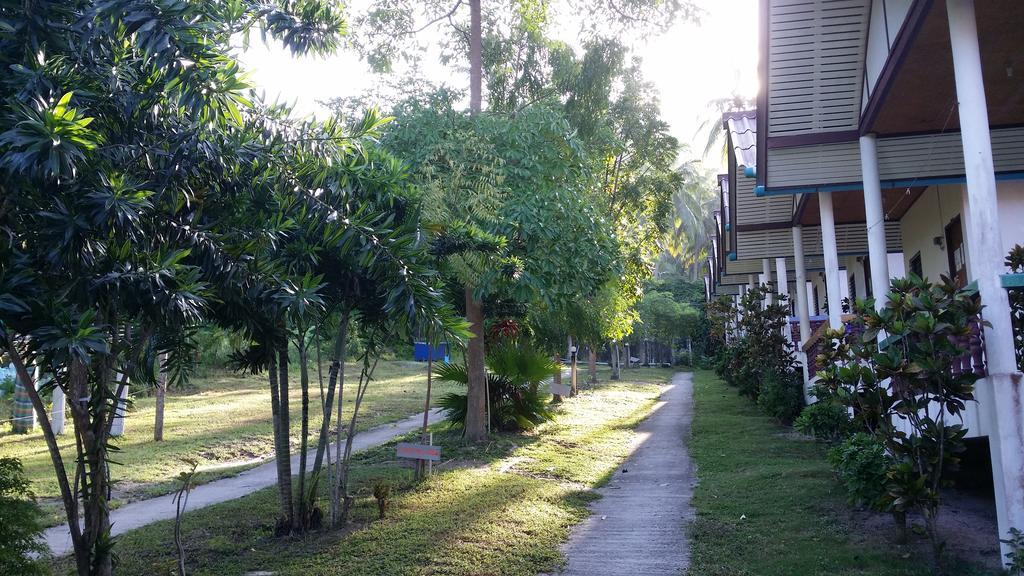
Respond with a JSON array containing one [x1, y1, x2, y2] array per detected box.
[[555, 372, 695, 576], [42, 408, 445, 557]]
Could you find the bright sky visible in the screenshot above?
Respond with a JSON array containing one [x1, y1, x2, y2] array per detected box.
[[238, 0, 758, 170]]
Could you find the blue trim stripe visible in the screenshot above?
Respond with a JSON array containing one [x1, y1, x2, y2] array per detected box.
[[761, 170, 1024, 196]]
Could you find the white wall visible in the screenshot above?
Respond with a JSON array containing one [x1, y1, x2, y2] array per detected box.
[[901, 182, 1024, 280], [899, 185, 963, 282], [997, 180, 1024, 268]]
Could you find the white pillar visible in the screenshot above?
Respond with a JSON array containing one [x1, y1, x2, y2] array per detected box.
[[109, 380, 129, 437], [948, 0, 1024, 560], [859, 134, 892, 310], [818, 192, 844, 328], [761, 258, 773, 305], [51, 386, 65, 435], [776, 257, 792, 341], [792, 227, 812, 343]]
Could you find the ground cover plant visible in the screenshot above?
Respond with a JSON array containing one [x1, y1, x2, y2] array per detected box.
[[686, 370, 999, 576], [50, 367, 672, 576]]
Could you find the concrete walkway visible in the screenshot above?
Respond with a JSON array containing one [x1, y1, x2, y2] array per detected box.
[[554, 372, 695, 576], [43, 408, 445, 557]]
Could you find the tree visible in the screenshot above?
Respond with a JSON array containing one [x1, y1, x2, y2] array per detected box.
[[345, 0, 698, 440], [0, 1, 423, 571]]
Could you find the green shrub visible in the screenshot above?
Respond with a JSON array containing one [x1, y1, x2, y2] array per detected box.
[[756, 370, 804, 423], [0, 457, 48, 575], [827, 433, 889, 510], [794, 401, 852, 443], [436, 342, 558, 432]]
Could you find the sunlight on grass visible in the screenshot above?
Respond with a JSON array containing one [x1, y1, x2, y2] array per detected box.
[[0, 360, 460, 527], [58, 369, 677, 576]]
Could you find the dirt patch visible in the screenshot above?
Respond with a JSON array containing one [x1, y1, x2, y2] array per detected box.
[[851, 488, 1002, 571]]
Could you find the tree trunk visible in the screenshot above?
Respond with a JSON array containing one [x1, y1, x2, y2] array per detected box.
[[551, 354, 563, 403], [588, 346, 598, 385], [296, 337, 310, 530], [311, 311, 348, 523], [469, 0, 482, 115], [154, 354, 167, 442], [464, 286, 488, 441], [332, 321, 348, 527], [6, 339, 83, 573], [269, 347, 294, 533], [611, 341, 620, 380]]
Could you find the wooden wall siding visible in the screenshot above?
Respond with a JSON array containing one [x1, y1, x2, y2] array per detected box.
[[767, 0, 871, 136], [735, 221, 902, 260], [713, 283, 743, 296], [862, 0, 915, 109], [722, 255, 828, 277], [735, 174, 795, 224], [768, 140, 862, 188], [799, 221, 903, 256], [767, 127, 1024, 189]]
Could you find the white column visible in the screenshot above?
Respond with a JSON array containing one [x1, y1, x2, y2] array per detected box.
[[947, 0, 1024, 560], [776, 257, 792, 341], [51, 386, 65, 435], [859, 134, 892, 310], [818, 192, 844, 328], [109, 380, 129, 437], [761, 258, 773, 305], [792, 227, 812, 343]]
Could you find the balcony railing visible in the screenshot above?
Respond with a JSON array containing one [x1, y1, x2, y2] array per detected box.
[[799, 314, 986, 380], [800, 314, 859, 379]]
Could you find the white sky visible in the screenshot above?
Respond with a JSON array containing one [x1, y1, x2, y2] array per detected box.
[[238, 0, 758, 170]]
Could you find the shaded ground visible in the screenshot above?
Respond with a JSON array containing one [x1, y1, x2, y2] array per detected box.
[[686, 370, 1002, 576], [42, 408, 446, 557], [49, 367, 675, 576], [853, 488, 1002, 571], [554, 372, 694, 576], [0, 360, 457, 525]]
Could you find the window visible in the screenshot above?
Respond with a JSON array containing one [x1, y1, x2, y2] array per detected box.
[[863, 256, 873, 299], [910, 252, 923, 278], [847, 274, 856, 312], [945, 215, 967, 288]]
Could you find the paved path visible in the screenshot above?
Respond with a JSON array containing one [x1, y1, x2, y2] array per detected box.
[[554, 372, 695, 576], [43, 408, 445, 557]]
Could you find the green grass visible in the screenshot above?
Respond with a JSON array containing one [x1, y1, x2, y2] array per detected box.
[[0, 360, 461, 525], [685, 370, 1000, 576], [52, 366, 675, 576]]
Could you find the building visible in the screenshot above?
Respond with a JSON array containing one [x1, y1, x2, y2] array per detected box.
[[706, 0, 1024, 558]]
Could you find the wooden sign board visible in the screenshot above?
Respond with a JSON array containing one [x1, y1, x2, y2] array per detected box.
[[548, 381, 571, 396], [396, 442, 441, 462]]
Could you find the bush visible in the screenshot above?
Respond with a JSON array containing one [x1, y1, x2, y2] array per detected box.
[[756, 370, 804, 423], [827, 433, 889, 510], [0, 457, 48, 575], [436, 342, 558, 432], [794, 401, 852, 443]]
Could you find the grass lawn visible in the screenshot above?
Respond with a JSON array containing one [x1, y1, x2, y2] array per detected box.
[[686, 370, 1001, 576], [52, 366, 674, 576], [0, 360, 461, 526]]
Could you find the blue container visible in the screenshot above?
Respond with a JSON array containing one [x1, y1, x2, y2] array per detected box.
[[413, 342, 449, 362]]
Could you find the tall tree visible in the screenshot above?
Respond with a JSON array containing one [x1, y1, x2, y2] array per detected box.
[[345, 1, 697, 437]]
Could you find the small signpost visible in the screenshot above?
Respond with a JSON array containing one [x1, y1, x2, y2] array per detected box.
[[396, 442, 441, 461], [548, 381, 571, 397]]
